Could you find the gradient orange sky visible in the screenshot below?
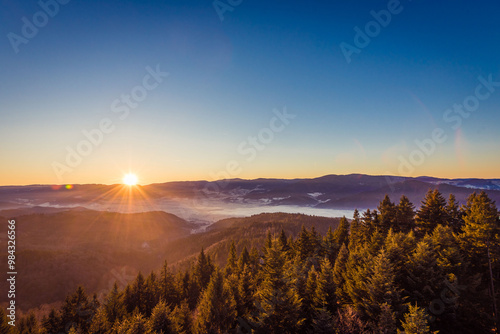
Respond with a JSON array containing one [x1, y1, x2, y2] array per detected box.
[[1, 1, 499, 186]]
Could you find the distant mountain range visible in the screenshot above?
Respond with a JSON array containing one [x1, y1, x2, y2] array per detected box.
[[1, 174, 499, 216], [175, 174, 500, 209]]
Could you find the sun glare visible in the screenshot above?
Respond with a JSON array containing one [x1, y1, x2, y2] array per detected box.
[[123, 173, 138, 186]]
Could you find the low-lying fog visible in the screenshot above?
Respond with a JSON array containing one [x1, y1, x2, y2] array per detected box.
[[13, 197, 355, 224]]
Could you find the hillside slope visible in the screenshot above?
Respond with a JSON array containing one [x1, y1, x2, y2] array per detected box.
[[0, 209, 193, 310]]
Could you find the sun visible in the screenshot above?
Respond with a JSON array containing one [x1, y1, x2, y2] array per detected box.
[[123, 173, 138, 186]]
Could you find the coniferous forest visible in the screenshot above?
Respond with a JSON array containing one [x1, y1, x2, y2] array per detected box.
[[2, 190, 500, 334]]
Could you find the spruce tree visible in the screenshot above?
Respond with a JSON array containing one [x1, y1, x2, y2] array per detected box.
[[333, 216, 350, 251], [296, 225, 314, 261], [431, 224, 463, 276], [123, 284, 135, 314], [314, 258, 337, 314], [249, 246, 261, 275], [170, 300, 192, 334], [226, 271, 242, 318], [459, 191, 499, 264], [363, 249, 403, 324], [17, 312, 38, 334], [238, 246, 251, 272], [254, 239, 304, 333], [225, 241, 239, 276], [360, 209, 376, 244], [131, 272, 147, 315], [104, 282, 125, 324], [302, 267, 318, 329], [193, 269, 237, 334], [311, 259, 337, 334], [309, 226, 322, 259], [145, 271, 159, 316], [416, 189, 449, 235], [278, 229, 290, 253], [458, 191, 499, 331], [323, 226, 339, 264], [349, 209, 362, 252], [193, 248, 215, 291], [60, 285, 93, 333], [175, 270, 190, 303], [185, 270, 200, 310], [147, 300, 174, 334], [125, 313, 148, 334], [405, 239, 442, 312], [88, 307, 111, 334], [238, 264, 256, 320], [160, 261, 179, 306], [377, 303, 397, 334], [41, 308, 62, 334], [333, 243, 349, 304], [384, 229, 416, 284], [398, 304, 432, 334], [446, 193, 463, 232], [366, 227, 385, 257], [378, 195, 396, 233], [396, 195, 415, 233]]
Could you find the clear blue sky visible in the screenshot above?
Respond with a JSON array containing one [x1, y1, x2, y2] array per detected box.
[[1, 0, 499, 185]]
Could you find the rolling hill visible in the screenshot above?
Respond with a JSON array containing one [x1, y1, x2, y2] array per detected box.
[[0, 208, 194, 310]]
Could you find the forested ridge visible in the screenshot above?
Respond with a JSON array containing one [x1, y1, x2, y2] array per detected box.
[[2, 190, 500, 334]]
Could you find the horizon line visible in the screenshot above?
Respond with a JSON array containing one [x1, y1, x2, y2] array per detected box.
[[2, 172, 499, 187]]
